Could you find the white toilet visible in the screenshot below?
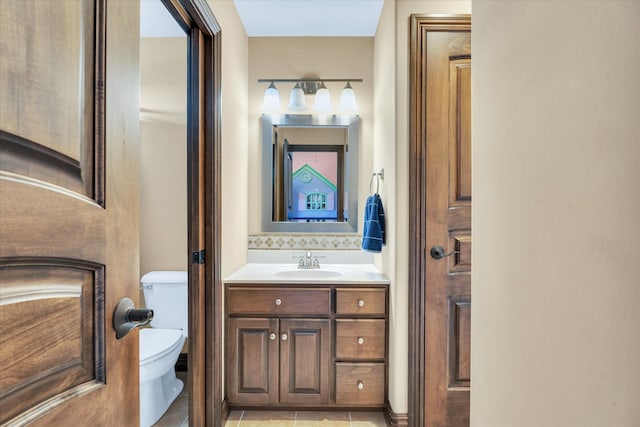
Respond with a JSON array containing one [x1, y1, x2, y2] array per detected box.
[[139, 271, 188, 427]]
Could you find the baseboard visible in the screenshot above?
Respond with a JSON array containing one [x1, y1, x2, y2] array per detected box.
[[384, 400, 408, 427], [221, 399, 230, 422], [175, 353, 188, 372]]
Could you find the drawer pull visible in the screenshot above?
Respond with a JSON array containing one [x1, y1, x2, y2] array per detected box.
[[357, 381, 364, 390], [357, 337, 365, 345], [358, 299, 365, 307], [281, 333, 288, 341], [269, 333, 276, 341], [275, 298, 282, 306]]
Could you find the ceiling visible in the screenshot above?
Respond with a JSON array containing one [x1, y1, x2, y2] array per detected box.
[[233, 0, 384, 37], [140, 0, 384, 38]]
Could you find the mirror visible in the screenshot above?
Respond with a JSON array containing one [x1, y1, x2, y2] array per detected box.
[[262, 114, 359, 232]]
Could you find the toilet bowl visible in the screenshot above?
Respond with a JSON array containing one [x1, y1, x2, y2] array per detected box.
[[139, 271, 188, 427]]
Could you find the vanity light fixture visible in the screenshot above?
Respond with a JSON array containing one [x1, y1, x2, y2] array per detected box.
[[312, 82, 332, 113], [288, 82, 307, 111], [258, 78, 362, 114], [339, 82, 358, 113], [260, 81, 281, 112]]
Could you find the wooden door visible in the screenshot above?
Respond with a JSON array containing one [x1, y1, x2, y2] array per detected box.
[[226, 318, 279, 405], [280, 319, 330, 405], [409, 15, 471, 427], [0, 1, 141, 425]]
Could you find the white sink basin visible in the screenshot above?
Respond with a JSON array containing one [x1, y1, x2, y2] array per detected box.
[[273, 269, 343, 279]]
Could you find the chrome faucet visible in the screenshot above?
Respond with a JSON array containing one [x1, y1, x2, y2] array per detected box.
[[297, 250, 320, 269]]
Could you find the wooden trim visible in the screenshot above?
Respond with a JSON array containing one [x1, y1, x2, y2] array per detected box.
[[408, 13, 426, 427], [93, 0, 106, 206], [408, 13, 471, 427], [158, 1, 222, 426], [384, 401, 409, 427], [206, 15, 223, 427]]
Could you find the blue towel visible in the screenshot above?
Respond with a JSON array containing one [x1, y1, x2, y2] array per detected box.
[[361, 194, 386, 253]]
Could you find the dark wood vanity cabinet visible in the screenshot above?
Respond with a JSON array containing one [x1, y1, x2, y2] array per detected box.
[[225, 284, 388, 409], [334, 288, 387, 406], [226, 316, 330, 405]]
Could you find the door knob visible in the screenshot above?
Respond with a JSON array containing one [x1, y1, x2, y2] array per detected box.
[[430, 245, 460, 260], [113, 298, 154, 340]]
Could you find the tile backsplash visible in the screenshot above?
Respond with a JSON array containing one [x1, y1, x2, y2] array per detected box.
[[248, 233, 362, 251]]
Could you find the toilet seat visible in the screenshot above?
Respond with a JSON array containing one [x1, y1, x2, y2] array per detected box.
[[139, 328, 183, 366]]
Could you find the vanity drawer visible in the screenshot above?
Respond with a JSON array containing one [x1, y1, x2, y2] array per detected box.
[[335, 288, 386, 315], [335, 362, 385, 405], [227, 287, 331, 316], [335, 319, 385, 360]]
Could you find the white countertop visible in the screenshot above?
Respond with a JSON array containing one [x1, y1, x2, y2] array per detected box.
[[224, 263, 389, 285]]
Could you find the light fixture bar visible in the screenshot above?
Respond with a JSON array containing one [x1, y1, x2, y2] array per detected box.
[[258, 78, 363, 83]]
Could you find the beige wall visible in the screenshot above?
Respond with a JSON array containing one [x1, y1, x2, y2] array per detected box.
[[247, 37, 374, 234], [472, 1, 640, 426], [139, 37, 188, 276], [373, 0, 399, 413], [208, 0, 250, 277], [139, 2, 249, 280], [374, 0, 471, 415]]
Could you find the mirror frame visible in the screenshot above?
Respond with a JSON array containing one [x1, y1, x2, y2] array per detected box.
[[261, 114, 360, 233]]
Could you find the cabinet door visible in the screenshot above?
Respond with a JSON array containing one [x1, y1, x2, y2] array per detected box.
[[226, 318, 279, 404], [280, 319, 331, 405]]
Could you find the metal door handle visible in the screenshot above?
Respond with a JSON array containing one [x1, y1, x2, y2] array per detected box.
[[430, 245, 460, 260], [113, 297, 154, 340]]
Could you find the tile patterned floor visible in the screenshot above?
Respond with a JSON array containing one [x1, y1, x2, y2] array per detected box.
[[153, 372, 388, 427], [225, 410, 388, 427]]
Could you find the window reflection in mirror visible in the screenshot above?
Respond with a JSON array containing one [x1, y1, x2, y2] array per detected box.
[[262, 115, 359, 233], [277, 139, 345, 223]]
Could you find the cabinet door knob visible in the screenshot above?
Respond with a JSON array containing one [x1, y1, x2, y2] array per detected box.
[[281, 333, 288, 341], [357, 337, 365, 345], [269, 333, 276, 340], [275, 298, 282, 306], [358, 299, 365, 307], [357, 381, 364, 390]]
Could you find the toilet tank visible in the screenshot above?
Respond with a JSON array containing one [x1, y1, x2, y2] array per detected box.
[[141, 271, 188, 336]]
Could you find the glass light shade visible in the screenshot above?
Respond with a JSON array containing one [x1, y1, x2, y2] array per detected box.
[[312, 82, 332, 113], [288, 82, 307, 111], [261, 82, 281, 112], [339, 82, 358, 113]]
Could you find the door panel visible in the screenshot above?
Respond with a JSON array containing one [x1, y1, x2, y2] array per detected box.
[[280, 319, 330, 405], [0, 261, 104, 422], [226, 318, 279, 405], [0, 0, 139, 425], [448, 298, 471, 387], [449, 60, 472, 206], [409, 15, 471, 427], [0, 0, 100, 200]]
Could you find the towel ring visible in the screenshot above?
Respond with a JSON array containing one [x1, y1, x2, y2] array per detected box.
[[369, 169, 384, 194]]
